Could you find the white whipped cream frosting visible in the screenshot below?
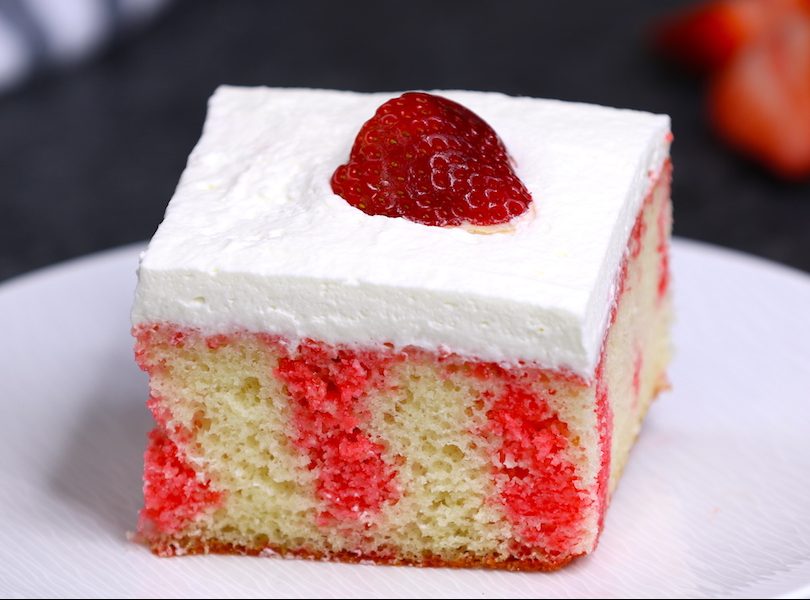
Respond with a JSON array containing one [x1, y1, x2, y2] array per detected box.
[[132, 87, 670, 378]]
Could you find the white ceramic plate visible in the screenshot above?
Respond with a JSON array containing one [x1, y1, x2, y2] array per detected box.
[[1, 239, 809, 599]]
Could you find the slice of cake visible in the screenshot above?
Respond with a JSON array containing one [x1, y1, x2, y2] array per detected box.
[[132, 87, 673, 570]]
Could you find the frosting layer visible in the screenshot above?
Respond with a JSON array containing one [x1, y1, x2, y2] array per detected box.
[[132, 87, 670, 377]]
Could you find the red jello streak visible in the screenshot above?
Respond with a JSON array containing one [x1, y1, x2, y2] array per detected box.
[[593, 354, 613, 532], [625, 160, 674, 296], [140, 428, 222, 535], [467, 363, 589, 558], [276, 340, 400, 524], [657, 164, 674, 300], [628, 204, 647, 262], [133, 323, 190, 375], [146, 393, 175, 436], [135, 325, 225, 536]]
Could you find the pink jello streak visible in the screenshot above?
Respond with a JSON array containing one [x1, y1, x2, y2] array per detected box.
[[467, 361, 594, 560], [275, 339, 401, 525], [135, 325, 224, 539]]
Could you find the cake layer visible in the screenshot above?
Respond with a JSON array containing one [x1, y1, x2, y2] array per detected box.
[[132, 87, 671, 376], [137, 329, 601, 568], [134, 163, 673, 570]]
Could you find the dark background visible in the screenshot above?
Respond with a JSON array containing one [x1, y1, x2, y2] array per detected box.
[[1, 0, 808, 282]]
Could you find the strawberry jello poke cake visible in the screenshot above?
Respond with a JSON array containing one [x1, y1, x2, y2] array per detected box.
[[132, 87, 673, 570]]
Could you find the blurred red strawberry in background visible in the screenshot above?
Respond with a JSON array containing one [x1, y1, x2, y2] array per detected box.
[[654, 0, 804, 73], [654, 0, 810, 178], [710, 17, 810, 179]]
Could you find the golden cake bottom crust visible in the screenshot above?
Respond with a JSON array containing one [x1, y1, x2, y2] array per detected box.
[[145, 537, 581, 571], [133, 164, 673, 571]]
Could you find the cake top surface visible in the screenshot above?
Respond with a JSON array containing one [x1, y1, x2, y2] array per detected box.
[[133, 87, 670, 376]]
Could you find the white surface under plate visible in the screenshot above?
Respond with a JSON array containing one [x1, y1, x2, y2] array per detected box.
[[0, 238, 808, 599]]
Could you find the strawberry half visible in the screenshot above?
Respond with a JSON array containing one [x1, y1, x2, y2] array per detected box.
[[331, 92, 533, 228], [708, 16, 810, 178]]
